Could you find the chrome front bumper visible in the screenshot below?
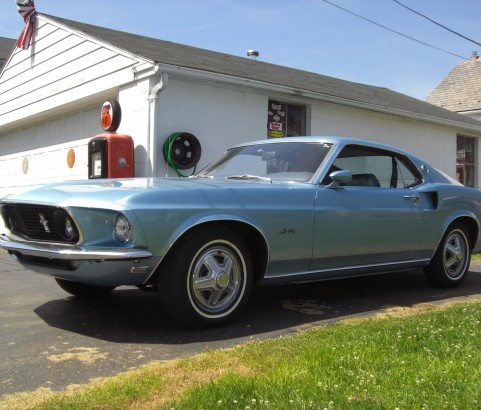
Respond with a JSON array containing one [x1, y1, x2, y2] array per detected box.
[[0, 234, 152, 261]]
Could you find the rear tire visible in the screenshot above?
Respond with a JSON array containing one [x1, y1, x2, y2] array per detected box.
[[424, 223, 471, 288], [158, 226, 253, 329], [55, 278, 115, 297]]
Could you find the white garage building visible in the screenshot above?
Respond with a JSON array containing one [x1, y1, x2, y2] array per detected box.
[[1, 13, 481, 197]]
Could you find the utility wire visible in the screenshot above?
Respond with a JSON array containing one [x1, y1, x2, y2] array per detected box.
[[392, 0, 481, 48], [320, 0, 468, 60]]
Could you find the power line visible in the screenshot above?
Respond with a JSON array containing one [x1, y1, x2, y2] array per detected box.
[[320, 0, 468, 60], [392, 0, 481, 48]]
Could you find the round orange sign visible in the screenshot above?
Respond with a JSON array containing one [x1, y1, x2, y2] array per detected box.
[[67, 149, 75, 168], [100, 99, 122, 132]]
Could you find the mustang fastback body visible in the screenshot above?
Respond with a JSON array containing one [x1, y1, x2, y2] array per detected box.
[[1, 137, 480, 328]]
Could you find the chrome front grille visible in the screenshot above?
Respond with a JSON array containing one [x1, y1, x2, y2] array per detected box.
[[1, 204, 79, 243]]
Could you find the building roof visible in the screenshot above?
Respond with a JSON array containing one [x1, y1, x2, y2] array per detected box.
[[29, 14, 481, 130], [0, 37, 16, 72], [427, 56, 481, 113]]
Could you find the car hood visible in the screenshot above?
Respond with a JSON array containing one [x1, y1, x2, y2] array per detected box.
[[1, 177, 289, 210]]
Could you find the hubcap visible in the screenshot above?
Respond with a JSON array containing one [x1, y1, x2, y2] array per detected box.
[[190, 243, 244, 315], [215, 271, 230, 289], [444, 231, 467, 279]]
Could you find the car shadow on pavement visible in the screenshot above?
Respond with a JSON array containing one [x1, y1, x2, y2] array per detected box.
[[34, 268, 481, 344]]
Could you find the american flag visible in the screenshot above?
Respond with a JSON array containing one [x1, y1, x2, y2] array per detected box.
[[16, 0, 37, 50]]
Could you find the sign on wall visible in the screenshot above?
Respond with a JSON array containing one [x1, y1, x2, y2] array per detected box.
[[267, 100, 286, 138]]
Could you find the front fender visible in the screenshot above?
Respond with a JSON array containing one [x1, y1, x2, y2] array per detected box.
[[159, 212, 268, 259]]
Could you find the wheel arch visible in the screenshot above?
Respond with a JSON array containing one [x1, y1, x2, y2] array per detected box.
[[441, 214, 479, 252], [152, 219, 269, 286], [452, 216, 479, 251]]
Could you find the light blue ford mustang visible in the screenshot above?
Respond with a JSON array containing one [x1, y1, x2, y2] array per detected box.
[[1, 137, 481, 328]]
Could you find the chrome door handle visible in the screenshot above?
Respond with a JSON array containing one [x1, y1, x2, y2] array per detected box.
[[403, 194, 420, 203]]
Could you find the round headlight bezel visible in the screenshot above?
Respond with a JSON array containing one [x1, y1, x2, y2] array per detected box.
[[114, 213, 133, 244], [54, 209, 79, 243], [64, 217, 76, 240]]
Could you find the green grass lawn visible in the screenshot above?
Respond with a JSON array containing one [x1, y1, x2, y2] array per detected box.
[[3, 299, 481, 410]]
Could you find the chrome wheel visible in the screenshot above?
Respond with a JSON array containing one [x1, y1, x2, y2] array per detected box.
[[443, 229, 468, 279], [189, 241, 245, 317], [158, 226, 253, 328], [425, 223, 471, 288]]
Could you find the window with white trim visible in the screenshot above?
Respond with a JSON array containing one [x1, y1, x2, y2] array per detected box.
[[457, 136, 476, 187]]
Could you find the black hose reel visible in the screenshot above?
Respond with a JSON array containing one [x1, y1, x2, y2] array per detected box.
[[163, 132, 202, 177]]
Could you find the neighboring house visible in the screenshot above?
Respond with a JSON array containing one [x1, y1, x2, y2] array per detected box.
[[2, 13, 481, 196], [0, 37, 16, 72], [427, 52, 481, 187]]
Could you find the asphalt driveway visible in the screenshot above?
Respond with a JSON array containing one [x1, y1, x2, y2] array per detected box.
[[1, 250, 481, 399]]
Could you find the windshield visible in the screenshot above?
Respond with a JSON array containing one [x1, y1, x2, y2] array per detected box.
[[197, 142, 333, 182]]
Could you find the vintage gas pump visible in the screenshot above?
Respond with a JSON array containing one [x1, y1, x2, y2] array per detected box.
[[88, 99, 134, 179]]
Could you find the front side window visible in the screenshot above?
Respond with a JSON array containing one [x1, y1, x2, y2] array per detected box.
[[323, 145, 423, 188], [457, 136, 475, 187], [267, 100, 306, 138]]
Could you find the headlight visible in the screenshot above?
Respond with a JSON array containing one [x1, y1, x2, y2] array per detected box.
[[114, 214, 132, 243], [64, 218, 75, 240], [54, 209, 79, 242]]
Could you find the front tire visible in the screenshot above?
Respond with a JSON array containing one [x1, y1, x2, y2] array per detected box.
[[424, 223, 471, 288], [158, 226, 253, 329], [55, 278, 115, 297]]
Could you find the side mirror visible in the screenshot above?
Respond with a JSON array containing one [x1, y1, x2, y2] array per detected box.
[[326, 170, 352, 189]]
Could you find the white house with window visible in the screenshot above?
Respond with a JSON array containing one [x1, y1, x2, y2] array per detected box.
[[427, 53, 481, 188], [1, 13, 481, 197]]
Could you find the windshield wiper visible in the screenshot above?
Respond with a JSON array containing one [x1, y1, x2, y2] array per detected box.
[[225, 174, 272, 183]]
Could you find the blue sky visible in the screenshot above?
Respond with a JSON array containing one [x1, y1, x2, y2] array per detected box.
[[1, 0, 480, 100]]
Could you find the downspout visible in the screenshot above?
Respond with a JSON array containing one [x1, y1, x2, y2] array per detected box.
[[147, 69, 168, 177]]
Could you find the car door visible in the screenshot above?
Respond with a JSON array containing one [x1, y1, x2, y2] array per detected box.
[[311, 144, 432, 272]]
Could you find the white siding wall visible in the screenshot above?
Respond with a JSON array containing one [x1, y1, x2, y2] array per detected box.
[[155, 78, 267, 177], [0, 16, 150, 129], [118, 78, 151, 177], [153, 80, 459, 179], [0, 15, 155, 196], [147, 77, 468, 180], [0, 106, 101, 197]]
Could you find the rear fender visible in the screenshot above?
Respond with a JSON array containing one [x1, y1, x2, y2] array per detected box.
[[436, 211, 480, 255]]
